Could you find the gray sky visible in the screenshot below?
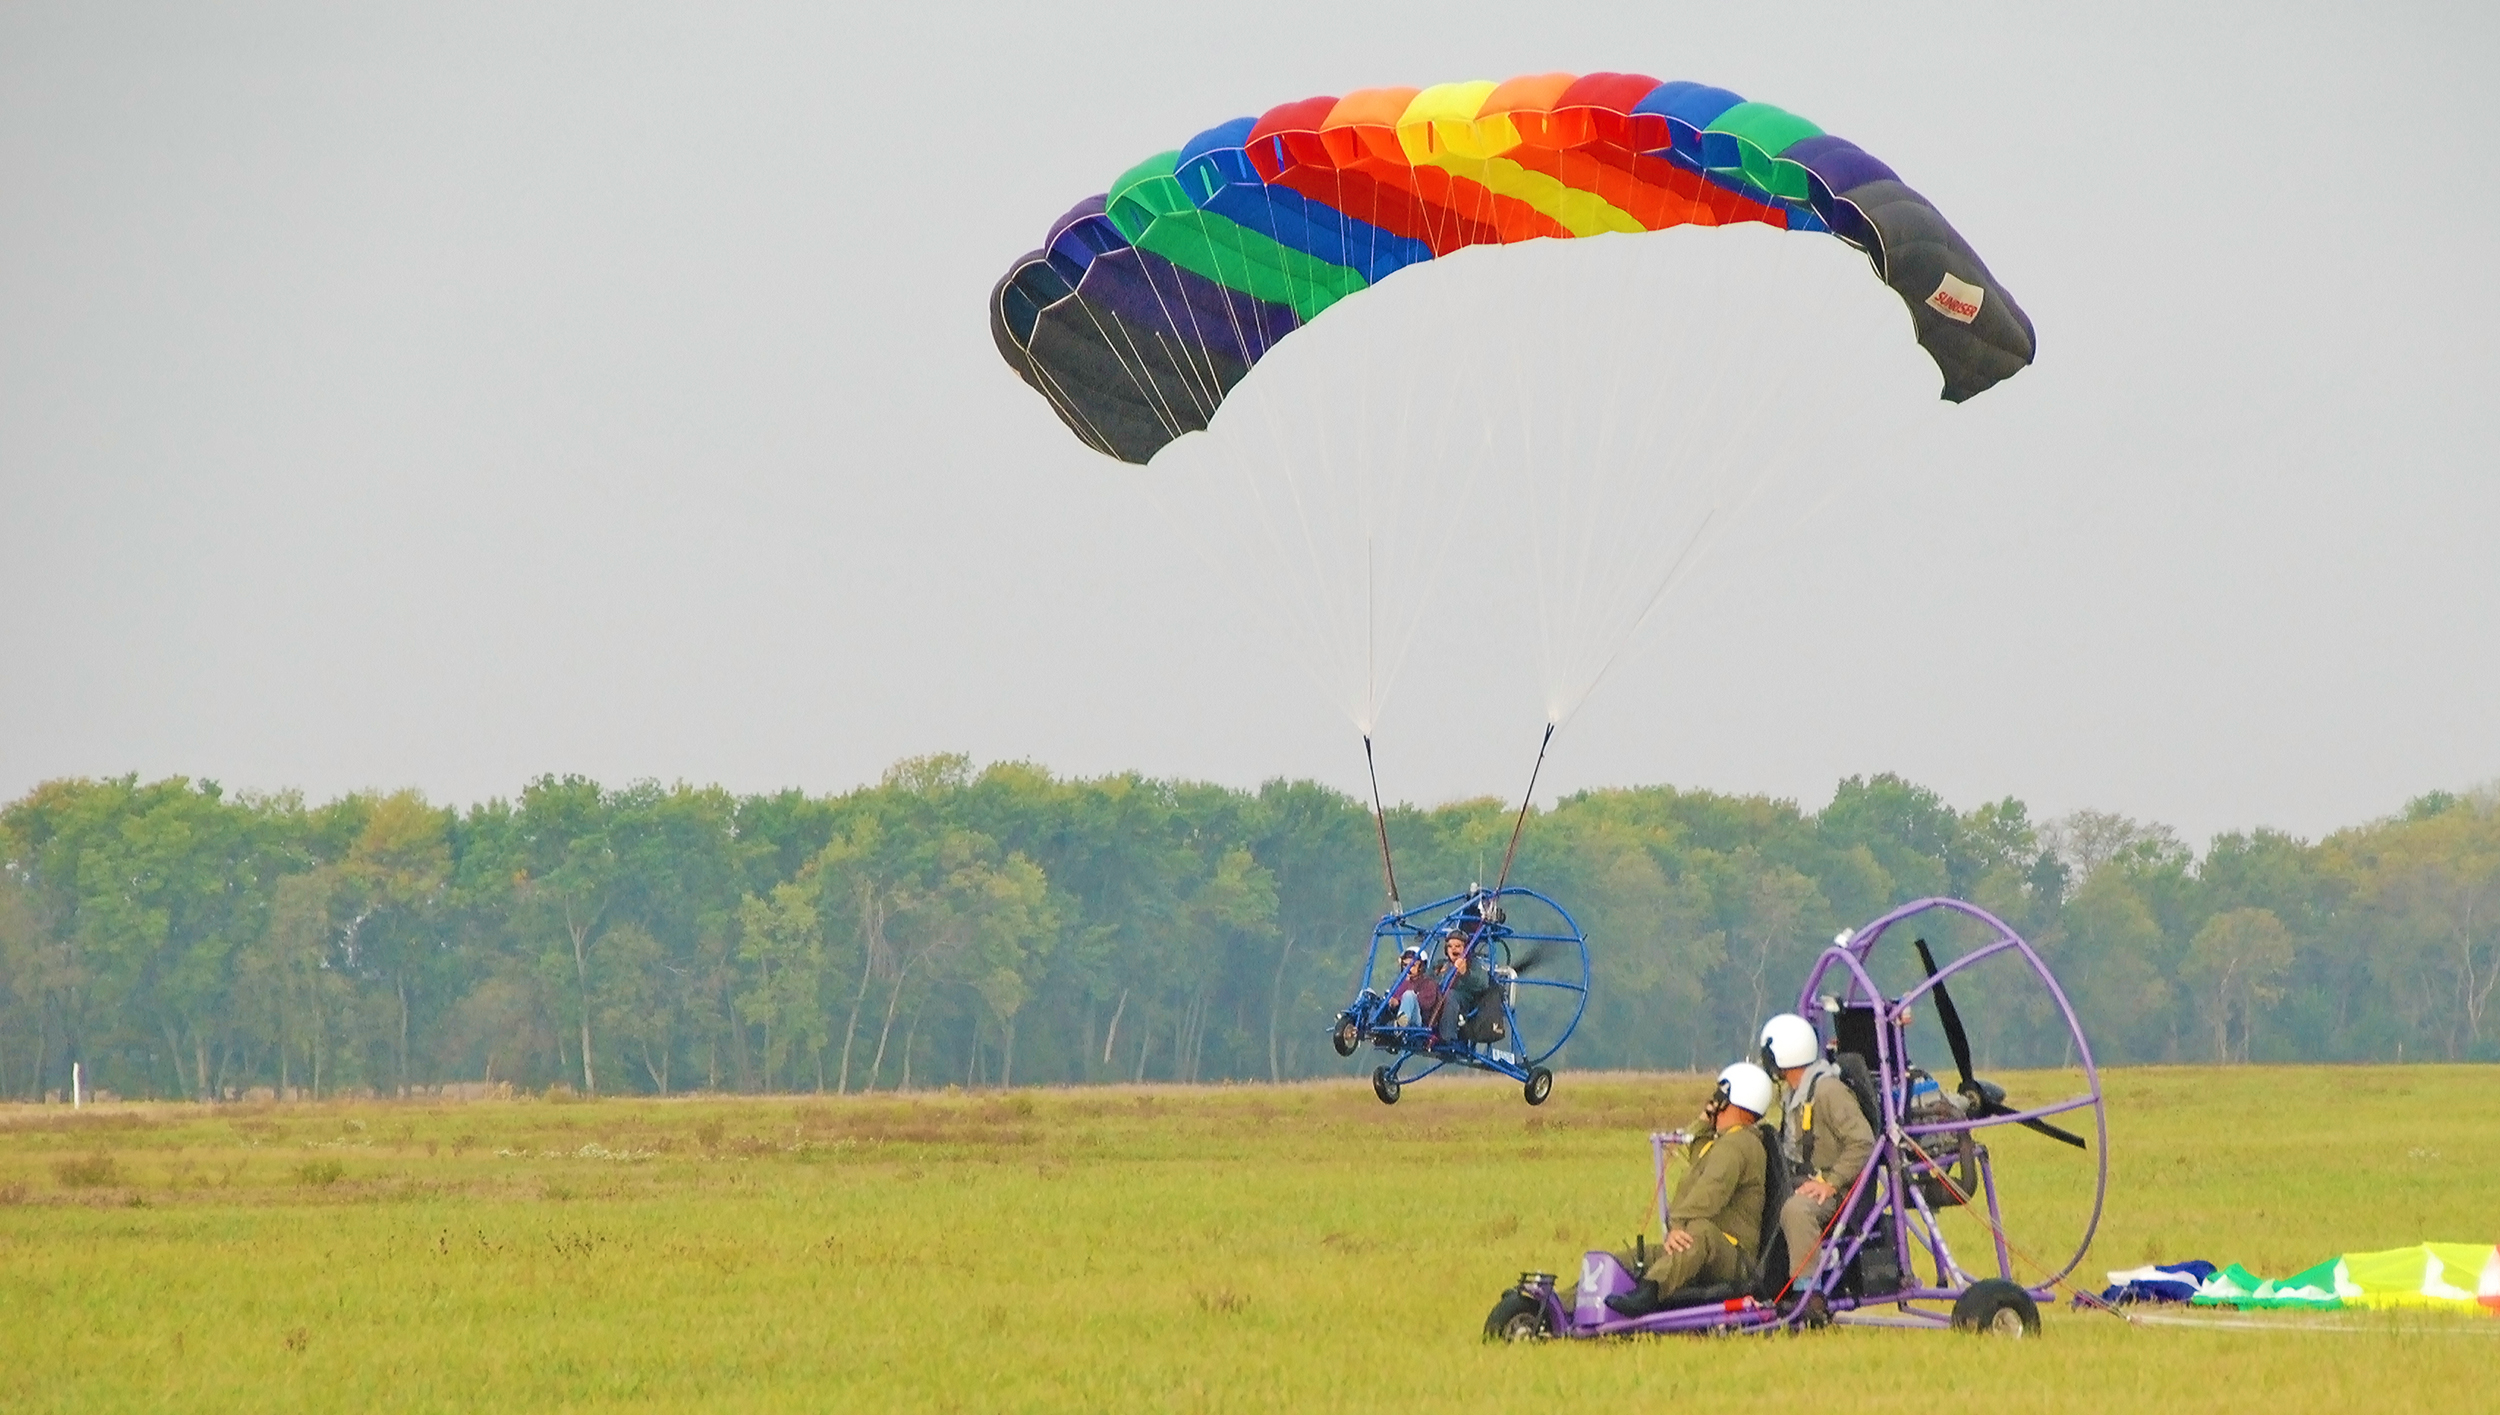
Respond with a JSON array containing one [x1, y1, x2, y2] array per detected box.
[[4, 1, 2494, 848]]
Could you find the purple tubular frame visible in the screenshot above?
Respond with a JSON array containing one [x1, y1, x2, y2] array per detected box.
[[1801, 896, 2109, 1285], [1514, 897, 2106, 1340]]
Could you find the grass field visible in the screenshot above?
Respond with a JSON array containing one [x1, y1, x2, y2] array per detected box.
[[1, 1065, 2492, 1411]]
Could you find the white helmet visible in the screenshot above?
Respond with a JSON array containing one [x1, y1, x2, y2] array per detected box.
[[1759, 1013, 1820, 1071], [1714, 1062, 1775, 1119]]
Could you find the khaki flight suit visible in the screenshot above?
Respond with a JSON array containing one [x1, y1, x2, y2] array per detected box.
[[1613, 1119, 1767, 1295], [1776, 1060, 1877, 1280]]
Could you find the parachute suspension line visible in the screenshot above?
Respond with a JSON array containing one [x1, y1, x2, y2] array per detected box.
[[1566, 228, 1698, 715], [1634, 228, 1785, 601], [1492, 720, 1557, 895], [1205, 334, 1359, 722], [1541, 224, 1759, 723], [1362, 734, 1401, 909], [1589, 240, 1917, 707], [1550, 237, 1650, 708], [1191, 163, 1373, 727], [1354, 189, 1379, 727], [1160, 243, 1532, 735], [1115, 215, 1228, 425], [1548, 227, 1874, 724], [1359, 251, 1505, 727], [1135, 233, 1370, 720], [1502, 251, 1563, 709], [1364, 534, 1376, 730], [1066, 296, 1188, 445], [1140, 385, 1363, 735], [1561, 504, 1720, 726]]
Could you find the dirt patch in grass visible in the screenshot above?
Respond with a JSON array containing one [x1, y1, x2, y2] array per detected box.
[[0, 1111, 162, 1136], [53, 1154, 123, 1188]]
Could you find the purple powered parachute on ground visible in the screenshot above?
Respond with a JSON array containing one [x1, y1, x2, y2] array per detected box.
[[1485, 898, 2107, 1340]]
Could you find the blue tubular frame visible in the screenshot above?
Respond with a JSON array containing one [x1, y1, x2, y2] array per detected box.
[[1339, 887, 1591, 1087]]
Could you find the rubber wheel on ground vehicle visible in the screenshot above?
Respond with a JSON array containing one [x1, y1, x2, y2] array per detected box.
[[1523, 1067, 1554, 1106], [1331, 1015, 1360, 1057], [1950, 1278, 2041, 1337], [1483, 1290, 1550, 1342], [1371, 1066, 1401, 1105]]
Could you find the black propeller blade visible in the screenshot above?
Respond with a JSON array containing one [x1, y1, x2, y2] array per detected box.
[[1913, 937, 1980, 1093], [1508, 941, 1554, 976], [1965, 1078, 2090, 1149], [1911, 937, 2088, 1150], [2016, 1114, 2089, 1148]]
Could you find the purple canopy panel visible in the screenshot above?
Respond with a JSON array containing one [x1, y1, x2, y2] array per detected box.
[[1782, 135, 1898, 193]]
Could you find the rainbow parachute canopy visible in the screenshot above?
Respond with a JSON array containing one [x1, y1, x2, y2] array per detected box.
[[991, 73, 2038, 464]]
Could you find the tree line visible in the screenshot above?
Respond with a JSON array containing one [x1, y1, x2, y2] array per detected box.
[[1, 758, 2493, 1102]]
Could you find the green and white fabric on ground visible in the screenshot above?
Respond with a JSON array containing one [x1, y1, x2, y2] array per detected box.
[[2255, 1258, 2342, 1310], [2190, 1264, 2269, 1306], [2189, 1261, 2341, 1311], [2190, 1243, 2500, 1315]]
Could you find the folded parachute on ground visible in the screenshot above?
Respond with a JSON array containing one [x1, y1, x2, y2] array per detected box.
[[991, 72, 2037, 464], [2163, 1243, 2500, 1315]]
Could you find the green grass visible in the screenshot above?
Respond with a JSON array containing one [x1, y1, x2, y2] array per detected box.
[[1, 1066, 2492, 1411]]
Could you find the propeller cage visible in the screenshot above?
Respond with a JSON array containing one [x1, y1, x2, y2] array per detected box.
[[1796, 898, 2109, 1289]]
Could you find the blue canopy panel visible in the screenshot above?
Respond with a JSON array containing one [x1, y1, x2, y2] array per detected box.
[[1176, 118, 1435, 285]]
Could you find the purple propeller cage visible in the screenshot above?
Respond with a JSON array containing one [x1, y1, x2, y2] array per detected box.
[[1498, 897, 2108, 1338]]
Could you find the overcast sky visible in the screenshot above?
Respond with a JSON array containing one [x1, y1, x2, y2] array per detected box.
[[3, 1, 2494, 848]]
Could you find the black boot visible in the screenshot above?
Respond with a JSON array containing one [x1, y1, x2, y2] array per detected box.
[[1604, 1280, 1665, 1317]]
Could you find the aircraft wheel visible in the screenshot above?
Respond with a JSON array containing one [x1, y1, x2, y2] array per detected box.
[[1371, 1066, 1401, 1106], [1523, 1067, 1554, 1106], [1331, 1015, 1360, 1057], [1950, 1278, 2041, 1337], [1483, 1290, 1550, 1342]]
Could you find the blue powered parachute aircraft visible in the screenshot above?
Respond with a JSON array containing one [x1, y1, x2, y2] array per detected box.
[[1331, 884, 1590, 1105]]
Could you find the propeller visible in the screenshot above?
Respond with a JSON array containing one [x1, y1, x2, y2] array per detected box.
[[1508, 941, 1555, 976], [1912, 937, 2088, 1149]]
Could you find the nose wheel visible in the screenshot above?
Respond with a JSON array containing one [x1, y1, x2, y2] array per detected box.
[[1372, 1066, 1401, 1105], [1523, 1067, 1553, 1105]]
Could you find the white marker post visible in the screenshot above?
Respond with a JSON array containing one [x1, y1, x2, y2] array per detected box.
[[72, 1062, 83, 1110]]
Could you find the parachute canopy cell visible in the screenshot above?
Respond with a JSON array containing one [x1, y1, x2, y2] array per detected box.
[[991, 72, 2038, 464]]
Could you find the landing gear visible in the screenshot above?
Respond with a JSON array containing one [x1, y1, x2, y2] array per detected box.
[[1483, 1290, 1550, 1342], [1331, 1014, 1360, 1057], [1371, 1066, 1402, 1105], [1523, 1067, 1553, 1106], [1950, 1278, 2041, 1337]]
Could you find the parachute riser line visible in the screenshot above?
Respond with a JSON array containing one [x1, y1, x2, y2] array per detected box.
[[1492, 721, 1556, 896], [1362, 734, 1400, 909]]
